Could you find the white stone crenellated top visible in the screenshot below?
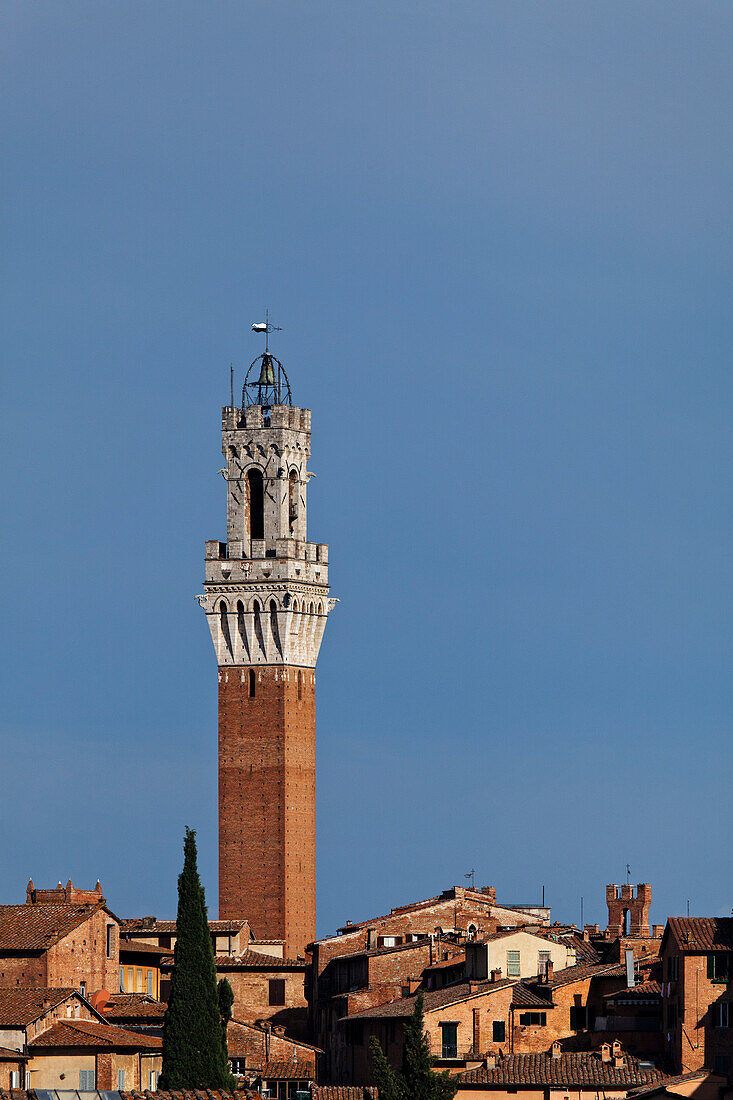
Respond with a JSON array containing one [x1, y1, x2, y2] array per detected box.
[[200, 402, 333, 668]]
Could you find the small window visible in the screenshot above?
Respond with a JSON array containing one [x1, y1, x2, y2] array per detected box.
[[106, 925, 114, 958], [136, 967, 143, 992], [493, 1020, 506, 1042], [667, 1002, 678, 1028], [79, 981, 86, 998], [147, 969, 154, 996], [570, 1006, 587, 1030], [297, 670, 303, 701], [714, 1002, 731, 1028], [269, 978, 286, 1006], [507, 950, 520, 977], [519, 1012, 547, 1026], [10, 1071, 19, 1089], [440, 1021, 458, 1059], [381, 936, 399, 948], [708, 954, 731, 981], [79, 1070, 95, 1090], [149, 1070, 159, 1089], [249, 669, 256, 698], [539, 951, 551, 977], [117, 1070, 126, 1089], [231, 1060, 245, 1076]]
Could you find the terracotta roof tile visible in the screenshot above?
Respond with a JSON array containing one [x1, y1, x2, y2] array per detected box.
[[346, 978, 516, 1020], [667, 917, 733, 952], [534, 961, 623, 990], [460, 1051, 664, 1088], [312, 1089, 378, 1100], [511, 985, 554, 1008], [605, 980, 662, 1000], [0, 1047, 28, 1060], [0, 903, 105, 951], [29, 1019, 162, 1049], [104, 994, 167, 1020], [0, 988, 78, 1027], [257, 1061, 314, 1079], [121, 919, 248, 934], [119, 938, 172, 956], [211, 950, 304, 970], [118, 1091, 256, 1100]]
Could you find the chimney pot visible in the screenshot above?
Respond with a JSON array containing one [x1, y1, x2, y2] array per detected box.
[[600, 1044, 611, 1063], [490, 968, 502, 984]]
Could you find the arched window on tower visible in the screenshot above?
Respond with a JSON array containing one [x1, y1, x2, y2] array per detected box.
[[289, 470, 299, 535], [219, 601, 232, 659], [270, 598, 283, 657], [246, 468, 264, 542], [248, 669, 256, 698], [297, 670, 303, 701]]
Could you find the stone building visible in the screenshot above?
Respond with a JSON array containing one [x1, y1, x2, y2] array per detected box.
[[200, 341, 334, 958]]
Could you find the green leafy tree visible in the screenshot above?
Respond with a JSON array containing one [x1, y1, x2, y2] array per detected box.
[[160, 827, 233, 1089], [369, 993, 457, 1100]]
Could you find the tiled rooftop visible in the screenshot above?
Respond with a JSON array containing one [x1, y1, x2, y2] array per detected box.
[[460, 1051, 664, 1088], [0, 987, 78, 1027], [29, 1019, 162, 1049], [257, 1061, 314, 1080], [103, 994, 167, 1019], [0, 903, 104, 951], [667, 917, 733, 952], [346, 978, 515, 1020]]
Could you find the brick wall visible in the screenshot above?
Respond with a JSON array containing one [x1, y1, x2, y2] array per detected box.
[[46, 910, 119, 991], [0, 954, 46, 987], [227, 1020, 317, 1074], [219, 965, 307, 1034], [219, 665, 315, 958]]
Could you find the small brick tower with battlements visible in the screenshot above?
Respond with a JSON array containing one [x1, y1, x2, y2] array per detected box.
[[606, 882, 651, 937], [199, 335, 333, 958]]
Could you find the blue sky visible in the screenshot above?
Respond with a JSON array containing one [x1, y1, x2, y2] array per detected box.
[[2, 2, 732, 937]]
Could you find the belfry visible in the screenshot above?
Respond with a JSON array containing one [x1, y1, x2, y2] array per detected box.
[[200, 332, 332, 957]]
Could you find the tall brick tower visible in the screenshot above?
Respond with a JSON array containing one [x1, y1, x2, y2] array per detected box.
[[200, 334, 333, 957]]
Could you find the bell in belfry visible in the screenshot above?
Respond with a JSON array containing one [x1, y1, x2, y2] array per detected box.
[[257, 353, 276, 386]]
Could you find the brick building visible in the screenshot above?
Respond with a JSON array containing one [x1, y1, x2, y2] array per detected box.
[[200, 342, 334, 958], [27, 1018, 161, 1090], [0, 881, 119, 995], [660, 917, 733, 1075]]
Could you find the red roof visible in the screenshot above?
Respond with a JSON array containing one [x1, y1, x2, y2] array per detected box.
[[29, 1019, 162, 1049], [0, 988, 79, 1027], [667, 917, 733, 952], [0, 903, 107, 951], [460, 1051, 664, 1088]]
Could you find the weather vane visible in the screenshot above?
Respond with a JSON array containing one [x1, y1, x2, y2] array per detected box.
[[251, 309, 282, 353]]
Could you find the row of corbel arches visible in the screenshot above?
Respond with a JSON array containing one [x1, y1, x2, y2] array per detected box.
[[216, 595, 325, 663]]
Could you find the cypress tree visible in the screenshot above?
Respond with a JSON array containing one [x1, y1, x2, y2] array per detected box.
[[218, 977, 236, 1088], [160, 827, 232, 1089], [369, 993, 457, 1100]]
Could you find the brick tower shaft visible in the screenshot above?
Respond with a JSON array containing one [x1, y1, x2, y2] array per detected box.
[[200, 349, 332, 958]]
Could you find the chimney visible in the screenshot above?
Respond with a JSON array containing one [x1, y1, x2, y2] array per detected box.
[[469, 980, 481, 994], [600, 1044, 611, 1064], [612, 1040, 622, 1058], [545, 960, 554, 982], [485, 1051, 496, 1070], [490, 968, 502, 984], [550, 1041, 561, 1060]]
